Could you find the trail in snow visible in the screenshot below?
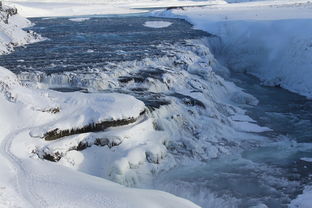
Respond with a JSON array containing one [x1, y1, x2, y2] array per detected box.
[[1, 128, 48, 208]]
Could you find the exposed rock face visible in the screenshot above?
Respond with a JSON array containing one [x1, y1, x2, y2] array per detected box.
[[44, 110, 145, 141]]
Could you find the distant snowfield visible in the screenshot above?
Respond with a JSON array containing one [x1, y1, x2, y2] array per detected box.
[[4, 0, 224, 17]]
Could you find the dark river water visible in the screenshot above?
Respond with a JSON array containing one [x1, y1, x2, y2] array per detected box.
[[2, 15, 312, 208]]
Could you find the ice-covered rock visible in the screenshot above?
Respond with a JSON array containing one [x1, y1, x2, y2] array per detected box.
[[0, 4, 43, 54], [143, 20, 173, 28]]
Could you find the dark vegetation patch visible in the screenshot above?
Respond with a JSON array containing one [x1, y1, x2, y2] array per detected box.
[[40, 136, 122, 162], [40, 107, 60, 114]]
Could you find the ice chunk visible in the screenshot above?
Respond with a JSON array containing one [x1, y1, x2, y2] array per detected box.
[[143, 21, 172, 28]]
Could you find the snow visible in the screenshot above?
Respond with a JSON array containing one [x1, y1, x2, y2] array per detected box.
[[0, 11, 268, 205], [28, 92, 146, 138], [0, 65, 200, 208], [0, 6, 203, 206], [144, 21, 172, 28], [289, 186, 312, 208], [19, 36, 271, 187], [152, 0, 312, 98], [150, 1, 312, 205], [2, 0, 312, 207]]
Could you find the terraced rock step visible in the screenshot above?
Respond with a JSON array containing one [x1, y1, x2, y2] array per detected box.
[[44, 110, 146, 141]]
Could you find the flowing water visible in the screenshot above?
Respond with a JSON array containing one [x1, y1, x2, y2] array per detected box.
[[2, 15, 312, 208]]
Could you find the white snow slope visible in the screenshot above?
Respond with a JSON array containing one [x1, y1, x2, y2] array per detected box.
[[153, 0, 312, 99], [0, 66, 200, 208], [3, 0, 226, 17]]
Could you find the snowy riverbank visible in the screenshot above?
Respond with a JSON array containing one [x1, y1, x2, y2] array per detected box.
[[152, 0, 312, 99], [3, 0, 224, 17]]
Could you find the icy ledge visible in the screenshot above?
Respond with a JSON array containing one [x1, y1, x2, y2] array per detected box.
[[0, 66, 200, 208], [29, 92, 146, 141]]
